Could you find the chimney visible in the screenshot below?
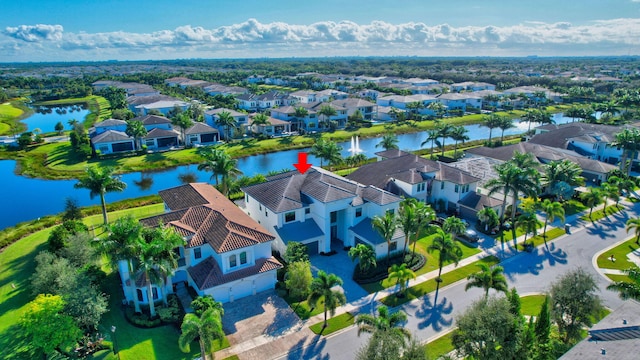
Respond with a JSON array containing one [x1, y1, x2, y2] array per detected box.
[[601, 348, 606, 355], [623, 319, 628, 325]]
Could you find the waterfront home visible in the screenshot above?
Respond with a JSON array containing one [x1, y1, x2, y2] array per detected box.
[[91, 130, 135, 154]]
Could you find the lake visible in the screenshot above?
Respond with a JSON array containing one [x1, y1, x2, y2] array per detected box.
[[23, 105, 90, 133], [0, 113, 573, 230]]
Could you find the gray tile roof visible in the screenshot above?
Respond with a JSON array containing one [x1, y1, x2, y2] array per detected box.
[[188, 256, 282, 290], [133, 114, 171, 125], [144, 128, 179, 139], [529, 123, 629, 149], [374, 149, 412, 159], [91, 130, 132, 144], [349, 217, 404, 245], [185, 122, 218, 135], [458, 192, 503, 211], [95, 119, 126, 127], [126, 94, 180, 106], [205, 108, 245, 117], [243, 167, 401, 213], [274, 221, 324, 243]]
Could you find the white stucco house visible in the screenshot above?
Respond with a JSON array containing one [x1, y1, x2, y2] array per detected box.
[[242, 167, 404, 260], [118, 183, 283, 305], [91, 130, 135, 154]]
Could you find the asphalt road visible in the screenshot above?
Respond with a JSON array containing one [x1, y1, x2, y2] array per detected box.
[[278, 202, 639, 360]]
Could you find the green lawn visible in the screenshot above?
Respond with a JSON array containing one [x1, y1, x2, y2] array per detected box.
[[380, 256, 500, 307], [82, 203, 166, 229], [606, 274, 631, 283], [516, 227, 566, 251], [361, 235, 481, 293], [309, 312, 355, 335], [520, 294, 547, 316], [596, 237, 640, 271], [425, 332, 455, 360], [0, 102, 24, 118], [580, 204, 624, 222], [564, 199, 587, 216], [277, 289, 323, 320]]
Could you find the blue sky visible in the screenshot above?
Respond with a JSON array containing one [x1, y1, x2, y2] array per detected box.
[[2, 0, 640, 62]]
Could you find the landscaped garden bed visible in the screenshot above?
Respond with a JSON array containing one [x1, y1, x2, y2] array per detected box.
[[353, 253, 425, 284]]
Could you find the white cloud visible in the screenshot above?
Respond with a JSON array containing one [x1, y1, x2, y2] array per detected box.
[[2, 18, 640, 61]]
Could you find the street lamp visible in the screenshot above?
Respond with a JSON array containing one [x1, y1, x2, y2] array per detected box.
[[111, 326, 120, 360]]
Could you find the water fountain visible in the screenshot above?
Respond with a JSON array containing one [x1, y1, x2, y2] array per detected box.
[[348, 135, 363, 155]]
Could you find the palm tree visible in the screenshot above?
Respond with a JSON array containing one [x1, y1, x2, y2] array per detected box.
[[520, 109, 538, 133], [607, 268, 640, 301], [125, 120, 148, 150], [355, 305, 410, 341], [497, 116, 515, 144], [486, 162, 520, 226], [580, 187, 603, 218], [294, 106, 308, 132], [436, 122, 453, 157], [310, 138, 343, 169], [626, 218, 640, 245], [388, 263, 416, 297], [131, 240, 164, 317], [372, 211, 398, 263], [481, 114, 504, 146], [215, 110, 236, 141], [612, 128, 640, 175], [348, 244, 377, 273], [197, 147, 227, 185], [398, 198, 418, 257], [477, 207, 499, 232], [178, 308, 225, 360], [465, 263, 508, 298], [410, 202, 435, 259], [540, 199, 565, 243], [74, 166, 127, 225], [427, 101, 446, 118], [376, 134, 399, 151], [442, 216, 467, 240], [307, 271, 347, 329], [449, 125, 469, 158], [215, 155, 243, 197], [421, 129, 441, 159], [515, 212, 540, 247], [144, 225, 185, 305], [251, 112, 270, 134], [171, 112, 193, 145], [318, 105, 337, 129], [565, 106, 582, 123], [541, 160, 585, 201], [601, 182, 619, 214], [427, 227, 463, 287]]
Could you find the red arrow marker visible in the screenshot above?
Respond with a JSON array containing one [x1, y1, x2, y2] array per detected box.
[[294, 152, 312, 174]]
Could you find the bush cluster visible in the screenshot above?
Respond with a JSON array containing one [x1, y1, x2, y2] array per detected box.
[[353, 253, 425, 284]]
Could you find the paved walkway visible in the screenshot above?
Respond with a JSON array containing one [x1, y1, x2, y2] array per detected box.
[[175, 282, 193, 313], [214, 199, 628, 360]]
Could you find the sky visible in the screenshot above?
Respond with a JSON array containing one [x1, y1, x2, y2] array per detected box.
[[2, 0, 640, 62]]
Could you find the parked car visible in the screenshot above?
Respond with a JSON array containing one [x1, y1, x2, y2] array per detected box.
[[459, 229, 480, 243], [430, 217, 446, 227]]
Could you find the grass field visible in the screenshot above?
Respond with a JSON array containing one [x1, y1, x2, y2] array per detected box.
[[516, 227, 566, 251], [380, 256, 500, 307], [309, 312, 355, 335], [360, 234, 481, 293], [580, 204, 624, 222], [425, 332, 455, 360], [596, 237, 640, 271], [520, 294, 547, 316]]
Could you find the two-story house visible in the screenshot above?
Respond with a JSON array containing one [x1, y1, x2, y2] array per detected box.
[[205, 108, 250, 140], [119, 183, 282, 305], [242, 167, 404, 259]]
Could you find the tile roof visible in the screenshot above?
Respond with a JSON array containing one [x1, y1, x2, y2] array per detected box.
[[243, 167, 401, 213], [205, 108, 246, 117], [143, 183, 275, 252], [127, 95, 180, 106], [95, 119, 126, 127], [349, 217, 404, 245], [188, 256, 283, 290], [529, 123, 635, 149], [91, 130, 132, 144], [133, 114, 171, 125], [458, 192, 503, 211], [144, 128, 179, 139], [185, 122, 218, 135], [274, 221, 324, 243], [374, 149, 411, 159]]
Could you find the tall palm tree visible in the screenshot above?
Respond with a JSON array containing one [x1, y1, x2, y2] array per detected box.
[[540, 199, 565, 243], [565, 106, 582, 123], [497, 116, 515, 144], [348, 244, 377, 273], [626, 218, 640, 245], [449, 125, 469, 158], [520, 109, 539, 133], [515, 212, 540, 246], [541, 160, 585, 201], [436, 122, 453, 157], [388, 263, 416, 297], [131, 240, 164, 317], [481, 114, 504, 146], [421, 129, 441, 159], [307, 271, 347, 329], [376, 134, 399, 151], [74, 166, 127, 225], [427, 101, 446, 118], [372, 211, 398, 263], [601, 182, 619, 214], [607, 267, 640, 301], [398, 198, 418, 257], [171, 112, 193, 145], [178, 307, 225, 360], [214, 155, 243, 197], [197, 147, 227, 185], [410, 202, 435, 259], [318, 105, 337, 129], [428, 227, 463, 284], [580, 187, 603, 218], [251, 112, 270, 134], [215, 110, 236, 141], [465, 263, 508, 298], [125, 120, 148, 150], [485, 162, 520, 225], [355, 305, 410, 341], [310, 138, 343, 169], [612, 128, 640, 175], [294, 106, 308, 132], [144, 224, 185, 305]]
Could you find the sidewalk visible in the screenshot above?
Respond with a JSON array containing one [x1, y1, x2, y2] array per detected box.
[[215, 199, 624, 360]]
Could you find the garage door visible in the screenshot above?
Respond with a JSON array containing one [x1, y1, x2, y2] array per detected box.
[[157, 137, 177, 147], [254, 273, 276, 294], [304, 241, 318, 255], [459, 206, 477, 220], [201, 133, 217, 143], [232, 279, 253, 301], [112, 142, 133, 152]]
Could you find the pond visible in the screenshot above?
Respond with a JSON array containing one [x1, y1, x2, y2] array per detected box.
[[0, 113, 574, 230], [22, 105, 90, 133]]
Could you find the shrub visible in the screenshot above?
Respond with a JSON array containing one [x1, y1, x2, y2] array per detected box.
[[47, 219, 88, 253], [353, 253, 425, 284]]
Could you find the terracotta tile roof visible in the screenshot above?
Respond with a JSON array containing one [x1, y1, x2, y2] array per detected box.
[[188, 256, 283, 290], [143, 183, 274, 252]]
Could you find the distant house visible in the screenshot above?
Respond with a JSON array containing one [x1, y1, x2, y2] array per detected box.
[[347, 150, 485, 217], [205, 108, 249, 139], [270, 106, 317, 132], [119, 183, 282, 304], [247, 115, 291, 137], [143, 128, 180, 150], [184, 122, 219, 146], [93, 119, 127, 135], [331, 98, 378, 121], [242, 167, 404, 259], [132, 114, 173, 132], [134, 100, 190, 116], [91, 130, 135, 154]]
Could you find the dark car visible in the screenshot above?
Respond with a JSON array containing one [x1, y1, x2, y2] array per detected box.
[[459, 229, 480, 243], [430, 217, 446, 226]]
